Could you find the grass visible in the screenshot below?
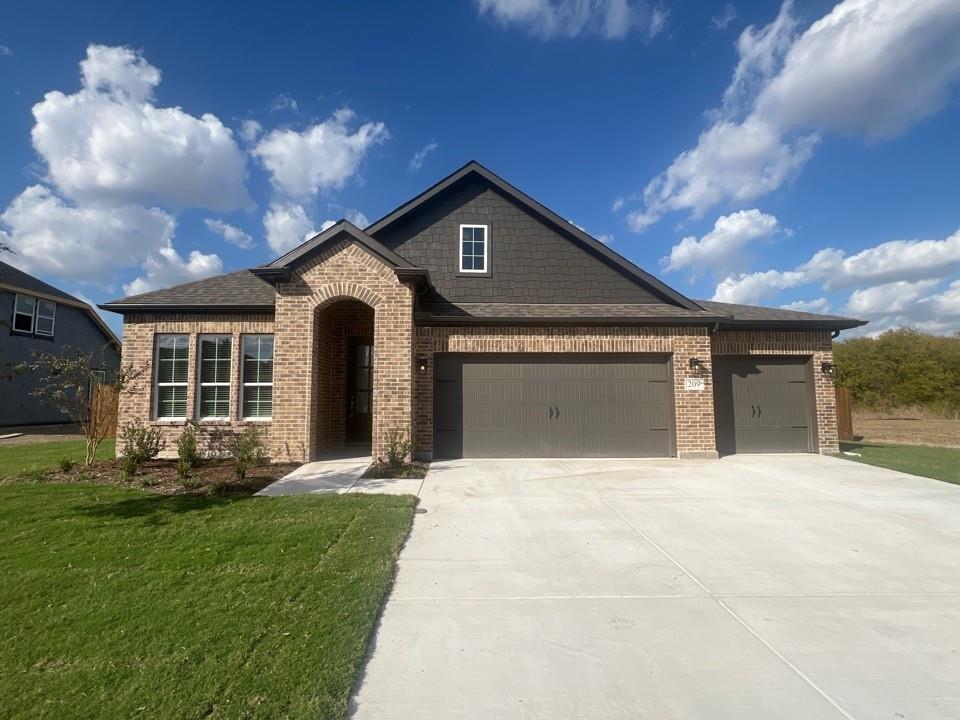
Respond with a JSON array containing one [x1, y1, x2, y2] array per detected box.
[[839, 441, 960, 485], [0, 482, 416, 719], [0, 439, 116, 478]]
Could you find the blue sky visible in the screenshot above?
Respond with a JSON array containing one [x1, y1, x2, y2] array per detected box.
[[1, 0, 959, 337]]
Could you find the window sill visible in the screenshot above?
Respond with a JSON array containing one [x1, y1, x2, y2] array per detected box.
[[241, 418, 272, 423]]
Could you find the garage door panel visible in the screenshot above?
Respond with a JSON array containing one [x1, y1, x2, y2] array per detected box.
[[435, 354, 674, 459], [714, 356, 814, 455]]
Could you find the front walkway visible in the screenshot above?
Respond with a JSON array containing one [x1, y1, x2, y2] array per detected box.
[[350, 454, 960, 720], [256, 452, 424, 496]]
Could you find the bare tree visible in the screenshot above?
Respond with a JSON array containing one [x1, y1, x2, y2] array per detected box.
[[18, 346, 144, 465]]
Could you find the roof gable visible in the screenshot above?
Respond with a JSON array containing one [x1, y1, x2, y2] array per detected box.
[[367, 161, 702, 311]]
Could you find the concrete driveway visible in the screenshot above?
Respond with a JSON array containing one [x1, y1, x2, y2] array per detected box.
[[350, 455, 960, 720]]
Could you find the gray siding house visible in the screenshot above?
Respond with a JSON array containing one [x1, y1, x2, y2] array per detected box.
[[1, 260, 120, 426]]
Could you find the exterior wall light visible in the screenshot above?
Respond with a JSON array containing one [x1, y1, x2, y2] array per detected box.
[[821, 361, 835, 377], [688, 357, 705, 372], [417, 358, 429, 375]]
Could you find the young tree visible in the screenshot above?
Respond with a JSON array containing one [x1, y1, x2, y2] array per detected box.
[[18, 346, 143, 465]]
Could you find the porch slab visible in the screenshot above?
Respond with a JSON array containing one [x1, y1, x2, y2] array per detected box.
[[256, 455, 425, 496]]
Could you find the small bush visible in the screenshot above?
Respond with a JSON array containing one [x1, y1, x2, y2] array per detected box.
[[385, 429, 412, 470], [119, 452, 138, 480], [119, 420, 164, 476], [177, 424, 201, 479], [207, 478, 230, 496], [229, 427, 269, 481], [58, 458, 76, 473]]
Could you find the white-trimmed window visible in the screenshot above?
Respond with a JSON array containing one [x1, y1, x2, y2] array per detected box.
[[459, 224, 488, 273], [242, 335, 274, 420], [197, 335, 232, 420], [155, 335, 189, 420], [35, 300, 56, 336], [12, 294, 36, 333]]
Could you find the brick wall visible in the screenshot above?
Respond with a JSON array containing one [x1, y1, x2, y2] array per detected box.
[[711, 330, 837, 454], [116, 313, 275, 459], [273, 241, 414, 462], [412, 325, 717, 459]]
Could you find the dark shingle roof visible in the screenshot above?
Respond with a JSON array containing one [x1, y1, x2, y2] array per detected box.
[[417, 302, 723, 325], [101, 270, 276, 311], [0, 259, 83, 303], [696, 300, 866, 329]]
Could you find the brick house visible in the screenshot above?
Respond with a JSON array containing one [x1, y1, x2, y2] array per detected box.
[[101, 162, 864, 462]]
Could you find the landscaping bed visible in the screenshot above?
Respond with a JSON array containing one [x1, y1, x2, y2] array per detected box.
[[0, 481, 416, 719], [362, 460, 430, 479]]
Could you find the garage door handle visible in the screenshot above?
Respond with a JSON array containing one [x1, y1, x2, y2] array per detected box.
[[757, 405, 762, 418], [555, 405, 560, 419], [751, 405, 756, 417], [549, 405, 554, 419]]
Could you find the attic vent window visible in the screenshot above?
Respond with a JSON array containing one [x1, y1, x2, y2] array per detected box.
[[459, 224, 487, 273]]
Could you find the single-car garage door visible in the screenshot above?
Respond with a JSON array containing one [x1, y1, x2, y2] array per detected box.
[[713, 356, 815, 454], [433, 354, 674, 459]]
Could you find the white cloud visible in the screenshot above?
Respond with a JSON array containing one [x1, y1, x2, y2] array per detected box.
[[409, 141, 438, 171], [0, 45, 12, 57], [711, 4, 737, 31], [251, 108, 388, 198], [31, 44, 249, 212], [475, 0, 667, 40], [345, 209, 369, 228], [204, 218, 254, 249], [844, 279, 939, 317], [663, 208, 779, 277], [569, 219, 614, 245], [124, 243, 222, 296], [269, 93, 298, 113], [239, 119, 262, 142], [263, 203, 316, 254], [780, 297, 830, 313], [0, 184, 174, 283], [625, 0, 960, 229], [711, 228, 960, 335]]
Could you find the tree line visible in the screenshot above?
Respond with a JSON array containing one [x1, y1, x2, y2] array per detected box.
[[834, 328, 960, 415]]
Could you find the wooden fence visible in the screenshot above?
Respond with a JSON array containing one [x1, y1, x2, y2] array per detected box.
[[835, 386, 854, 441]]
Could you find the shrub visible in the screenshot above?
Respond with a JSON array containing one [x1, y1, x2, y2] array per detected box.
[[58, 458, 75, 473], [119, 420, 164, 477], [385, 429, 412, 470], [229, 427, 268, 481], [177, 424, 201, 479]]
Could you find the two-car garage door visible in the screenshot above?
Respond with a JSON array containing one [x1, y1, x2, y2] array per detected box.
[[434, 354, 673, 459]]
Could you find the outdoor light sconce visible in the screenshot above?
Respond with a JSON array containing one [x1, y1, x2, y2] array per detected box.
[[821, 361, 835, 377], [417, 358, 429, 375], [688, 357, 705, 372]]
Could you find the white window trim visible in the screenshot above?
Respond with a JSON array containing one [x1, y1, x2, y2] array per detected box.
[[197, 334, 232, 421], [154, 334, 189, 421], [242, 335, 274, 421], [12, 293, 35, 334], [35, 299, 56, 337], [458, 224, 488, 274]]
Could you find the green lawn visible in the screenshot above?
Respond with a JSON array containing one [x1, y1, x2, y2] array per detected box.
[[839, 441, 960, 484], [0, 439, 116, 477], [0, 482, 415, 719]]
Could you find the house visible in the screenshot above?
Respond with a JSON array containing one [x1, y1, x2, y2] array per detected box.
[[101, 162, 865, 461], [1, 259, 120, 426]]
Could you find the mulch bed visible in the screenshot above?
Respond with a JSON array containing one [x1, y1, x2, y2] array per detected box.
[[34, 458, 302, 496], [362, 461, 430, 479]]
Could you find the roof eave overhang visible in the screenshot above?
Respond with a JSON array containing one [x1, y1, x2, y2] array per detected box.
[[715, 319, 868, 332], [99, 303, 276, 315], [415, 314, 727, 327]]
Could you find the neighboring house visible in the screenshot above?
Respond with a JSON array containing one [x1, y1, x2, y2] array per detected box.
[[101, 162, 865, 461], [1, 260, 120, 426]]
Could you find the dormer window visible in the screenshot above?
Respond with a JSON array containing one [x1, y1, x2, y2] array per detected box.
[[459, 224, 488, 273]]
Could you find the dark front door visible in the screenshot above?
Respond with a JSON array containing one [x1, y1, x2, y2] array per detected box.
[[713, 356, 815, 454], [433, 354, 674, 459], [346, 338, 373, 443]]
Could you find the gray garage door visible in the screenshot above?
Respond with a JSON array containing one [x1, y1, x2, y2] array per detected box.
[[713, 356, 815, 454], [434, 354, 674, 459]]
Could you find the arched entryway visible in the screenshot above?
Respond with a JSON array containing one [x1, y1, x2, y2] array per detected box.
[[310, 297, 376, 458]]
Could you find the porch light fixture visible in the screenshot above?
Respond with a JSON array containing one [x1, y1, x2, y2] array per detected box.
[[821, 361, 835, 377], [688, 357, 705, 372], [417, 358, 428, 375]]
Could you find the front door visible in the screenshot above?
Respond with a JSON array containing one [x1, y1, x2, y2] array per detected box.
[[346, 338, 373, 443]]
